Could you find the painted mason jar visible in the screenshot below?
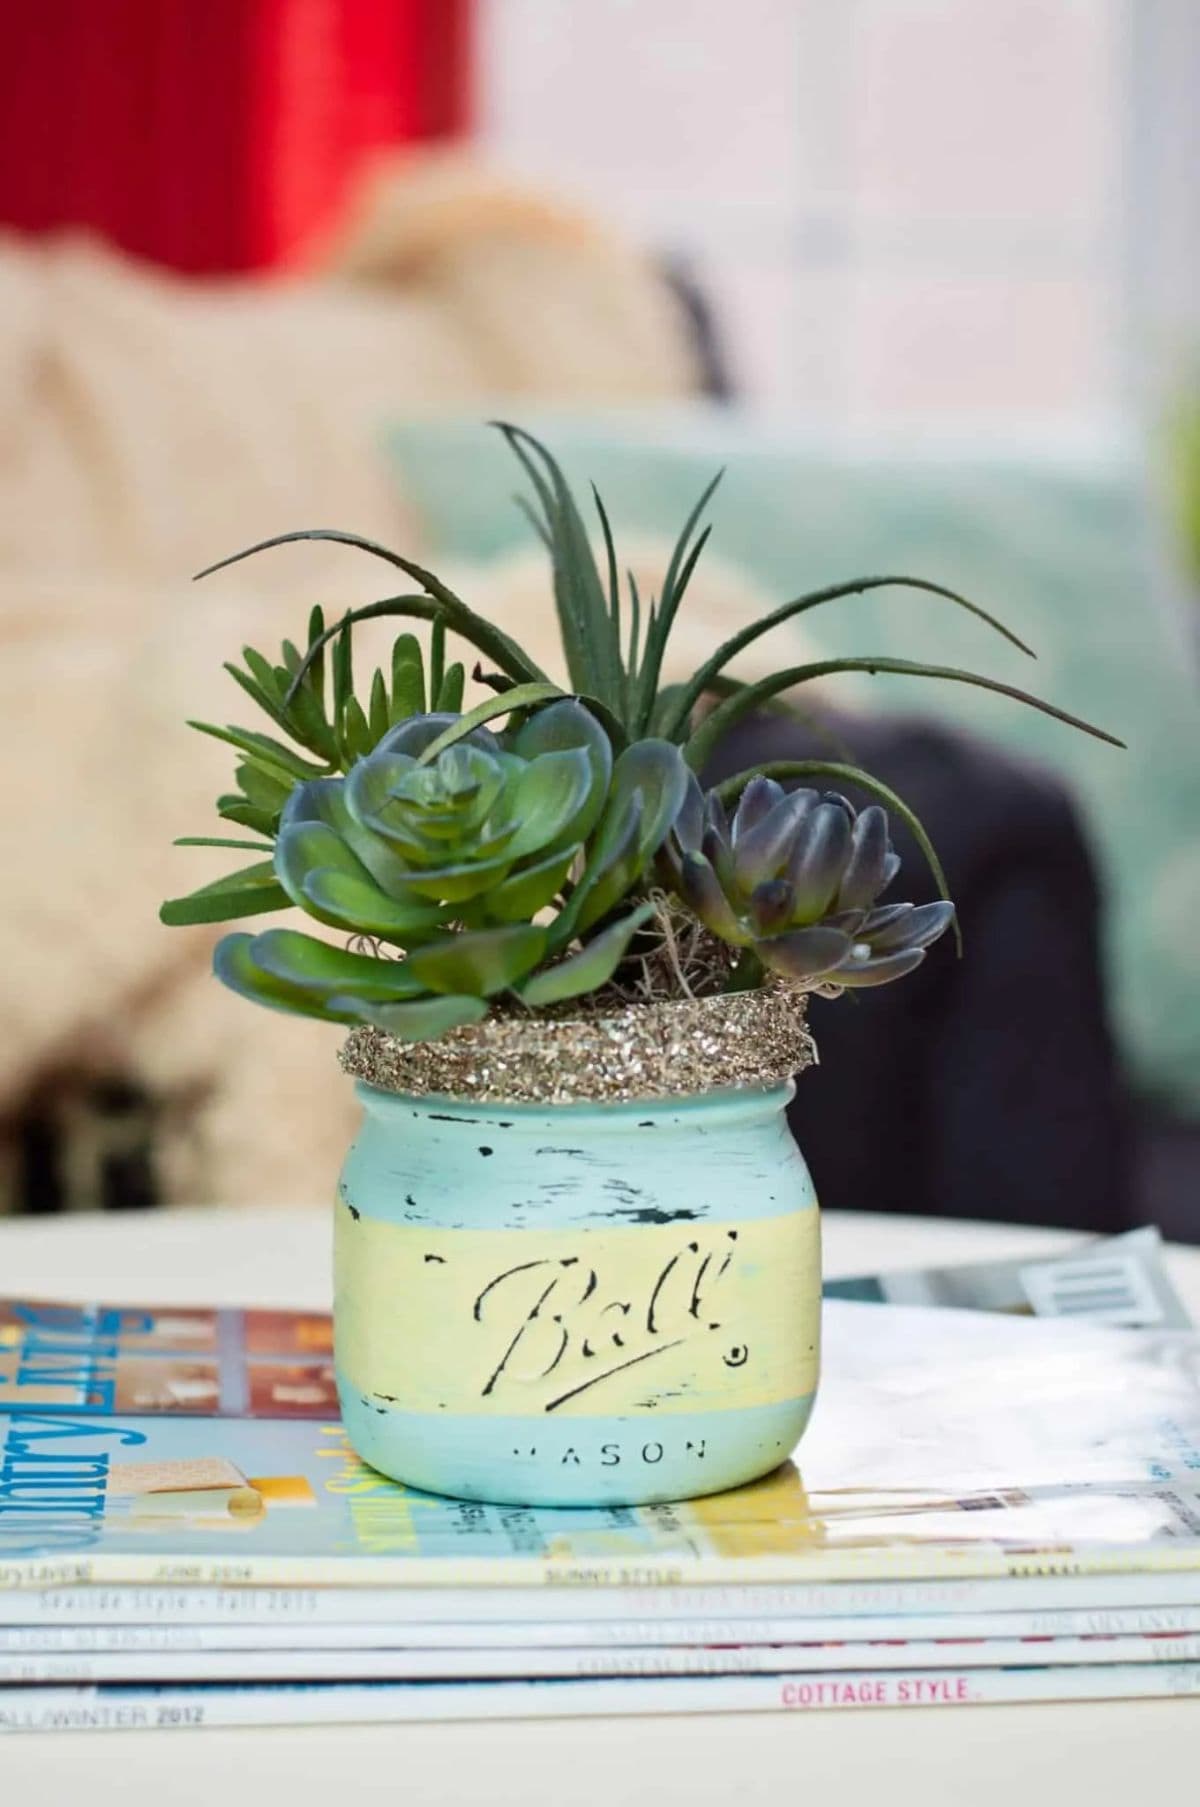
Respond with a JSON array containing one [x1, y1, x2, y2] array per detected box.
[[334, 1081, 820, 1507]]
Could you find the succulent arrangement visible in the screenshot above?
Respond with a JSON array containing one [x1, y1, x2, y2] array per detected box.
[[163, 425, 1120, 1041]]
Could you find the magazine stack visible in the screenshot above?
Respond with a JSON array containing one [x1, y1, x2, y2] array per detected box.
[[2, 1228, 1199, 1735]]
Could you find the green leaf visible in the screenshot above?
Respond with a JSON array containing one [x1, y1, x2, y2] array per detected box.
[[429, 614, 446, 704], [390, 633, 426, 721], [686, 657, 1125, 772], [591, 738, 689, 875], [520, 902, 655, 1007], [174, 836, 275, 852], [434, 661, 465, 713], [510, 697, 614, 842], [659, 575, 1038, 741], [368, 670, 390, 746], [234, 759, 293, 812], [213, 933, 354, 1023], [406, 924, 549, 997], [249, 927, 427, 1001], [496, 423, 624, 708], [504, 747, 595, 862], [160, 861, 289, 927], [195, 525, 552, 691], [217, 797, 278, 836], [330, 992, 488, 1041], [332, 611, 354, 736], [476, 844, 578, 924], [715, 759, 961, 952], [562, 796, 641, 941], [302, 870, 448, 943], [188, 721, 328, 783], [416, 684, 568, 765], [633, 470, 723, 731]]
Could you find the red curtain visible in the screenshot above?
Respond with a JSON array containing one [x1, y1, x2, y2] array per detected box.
[[0, 0, 473, 274]]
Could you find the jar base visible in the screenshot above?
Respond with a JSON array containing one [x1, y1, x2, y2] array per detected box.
[[337, 1379, 817, 1508]]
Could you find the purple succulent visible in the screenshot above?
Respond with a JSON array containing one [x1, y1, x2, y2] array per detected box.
[[662, 774, 955, 990]]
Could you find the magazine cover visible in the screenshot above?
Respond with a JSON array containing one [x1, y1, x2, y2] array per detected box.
[[3, 1298, 1200, 1589], [3, 1663, 1200, 1734]]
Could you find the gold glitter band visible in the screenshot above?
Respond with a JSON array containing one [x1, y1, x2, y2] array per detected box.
[[340, 990, 816, 1106]]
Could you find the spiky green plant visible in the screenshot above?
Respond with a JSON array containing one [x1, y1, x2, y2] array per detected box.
[[162, 424, 1121, 1036]]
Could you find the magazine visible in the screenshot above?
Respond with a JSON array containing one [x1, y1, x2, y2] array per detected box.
[[4, 1628, 1200, 1686], [3, 1298, 1200, 1590], [826, 1226, 1192, 1327], [3, 1662, 1200, 1734]]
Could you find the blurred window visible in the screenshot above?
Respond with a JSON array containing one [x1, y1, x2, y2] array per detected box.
[[480, 0, 1198, 433]]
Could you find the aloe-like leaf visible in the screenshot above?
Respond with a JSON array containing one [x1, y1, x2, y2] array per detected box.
[[591, 482, 621, 632], [249, 928, 426, 1001], [686, 656, 1124, 772], [833, 947, 927, 988], [160, 861, 289, 927], [632, 470, 723, 731], [758, 925, 854, 982], [213, 932, 356, 1023], [196, 528, 549, 688], [329, 992, 488, 1041], [188, 721, 328, 783], [496, 423, 624, 708], [406, 924, 548, 997], [429, 614, 446, 704], [715, 759, 958, 949], [510, 698, 614, 841], [519, 902, 656, 1007], [477, 845, 578, 925], [660, 575, 1038, 741], [416, 684, 569, 765]]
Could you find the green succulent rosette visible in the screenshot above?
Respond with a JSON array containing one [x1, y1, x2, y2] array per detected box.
[[211, 702, 689, 1039]]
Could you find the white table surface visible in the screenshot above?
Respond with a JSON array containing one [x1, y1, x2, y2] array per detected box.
[[1, 1205, 1197, 1803]]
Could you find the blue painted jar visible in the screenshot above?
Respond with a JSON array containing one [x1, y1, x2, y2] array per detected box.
[[334, 1081, 820, 1507]]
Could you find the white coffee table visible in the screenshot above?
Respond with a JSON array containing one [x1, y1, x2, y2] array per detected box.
[[1, 1205, 1197, 1805]]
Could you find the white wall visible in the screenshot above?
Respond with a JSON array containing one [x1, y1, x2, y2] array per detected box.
[[479, 0, 1193, 432]]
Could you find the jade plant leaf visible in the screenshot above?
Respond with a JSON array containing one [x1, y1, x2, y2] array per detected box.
[[519, 902, 656, 1007], [405, 923, 549, 997], [328, 993, 489, 1040]]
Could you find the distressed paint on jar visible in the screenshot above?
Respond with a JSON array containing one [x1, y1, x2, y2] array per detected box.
[[334, 1081, 820, 1506]]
